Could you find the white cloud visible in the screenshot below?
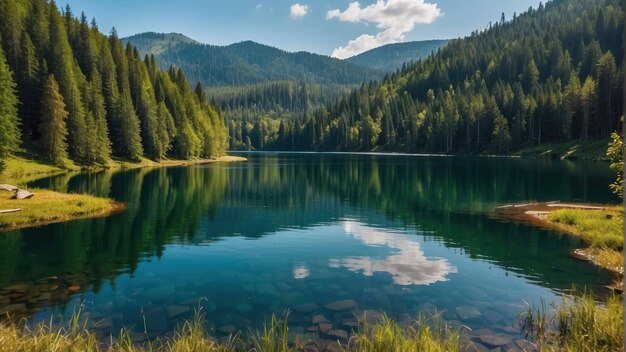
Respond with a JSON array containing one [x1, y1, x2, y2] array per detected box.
[[327, 0, 442, 59], [290, 3, 309, 19], [256, 4, 263, 11]]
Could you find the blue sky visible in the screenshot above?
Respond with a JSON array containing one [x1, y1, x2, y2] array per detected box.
[[62, 0, 541, 58]]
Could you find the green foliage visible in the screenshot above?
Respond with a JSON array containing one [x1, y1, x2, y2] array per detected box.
[[38, 74, 69, 165], [546, 207, 623, 250], [607, 131, 623, 197], [352, 315, 463, 352], [0, 0, 228, 166], [0, 42, 20, 170]]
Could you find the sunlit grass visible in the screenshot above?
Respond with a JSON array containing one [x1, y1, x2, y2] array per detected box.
[[0, 189, 120, 230], [545, 207, 623, 273], [0, 156, 71, 185], [0, 292, 620, 352], [522, 292, 623, 352], [513, 139, 612, 161], [546, 207, 623, 249], [350, 314, 463, 352]]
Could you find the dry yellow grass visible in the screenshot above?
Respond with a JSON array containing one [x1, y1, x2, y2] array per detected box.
[[0, 189, 122, 231]]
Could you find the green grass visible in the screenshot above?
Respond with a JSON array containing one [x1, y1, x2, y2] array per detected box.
[[350, 314, 463, 352], [0, 310, 463, 352], [546, 207, 623, 249], [513, 139, 612, 161], [546, 207, 623, 273], [521, 292, 623, 352], [0, 189, 121, 230], [0, 291, 619, 352], [0, 156, 72, 185]]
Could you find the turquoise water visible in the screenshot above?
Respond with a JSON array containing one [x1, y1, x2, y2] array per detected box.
[[0, 153, 618, 345]]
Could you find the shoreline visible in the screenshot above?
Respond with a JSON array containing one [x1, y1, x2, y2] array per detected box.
[[493, 202, 623, 278], [0, 155, 247, 232], [0, 190, 125, 232]]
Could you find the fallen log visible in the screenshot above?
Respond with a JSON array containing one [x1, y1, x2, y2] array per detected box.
[[0, 184, 35, 199], [0, 208, 22, 214], [0, 184, 18, 192]]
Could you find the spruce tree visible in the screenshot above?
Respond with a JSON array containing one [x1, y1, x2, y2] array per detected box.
[[39, 74, 68, 165], [0, 43, 20, 170]]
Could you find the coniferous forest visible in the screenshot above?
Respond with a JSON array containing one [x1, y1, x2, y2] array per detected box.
[[226, 0, 623, 154], [0, 0, 228, 169]]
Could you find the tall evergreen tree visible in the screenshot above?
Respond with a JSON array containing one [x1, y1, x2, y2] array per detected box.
[[39, 74, 68, 165], [0, 43, 20, 170]]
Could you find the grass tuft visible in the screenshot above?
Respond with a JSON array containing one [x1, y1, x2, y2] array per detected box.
[[350, 313, 463, 352], [522, 291, 623, 352]]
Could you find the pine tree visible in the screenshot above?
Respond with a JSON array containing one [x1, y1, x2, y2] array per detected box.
[[47, 0, 91, 162], [39, 74, 68, 165], [0, 43, 20, 170], [86, 68, 111, 164]]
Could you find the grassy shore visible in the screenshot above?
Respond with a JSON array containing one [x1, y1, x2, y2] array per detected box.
[[512, 139, 611, 161], [495, 203, 623, 274], [0, 189, 122, 231], [0, 155, 245, 231], [0, 292, 620, 352], [546, 207, 623, 274], [1, 155, 247, 186]]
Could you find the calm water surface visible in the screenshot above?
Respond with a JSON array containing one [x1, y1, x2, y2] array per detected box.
[[0, 153, 618, 342]]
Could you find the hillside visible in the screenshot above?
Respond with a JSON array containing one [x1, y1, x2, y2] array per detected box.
[[227, 0, 623, 153], [0, 1, 228, 168], [121, 32, 198, 56], [123, 33, 383, 87], [346, 40, 450, 71]]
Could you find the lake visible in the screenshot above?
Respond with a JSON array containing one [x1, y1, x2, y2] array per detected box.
[[0, 152, 618, 346]]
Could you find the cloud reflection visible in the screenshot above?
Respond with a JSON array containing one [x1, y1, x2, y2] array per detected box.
[[329, 221, 456, 285], [293, 265, 310, 279]]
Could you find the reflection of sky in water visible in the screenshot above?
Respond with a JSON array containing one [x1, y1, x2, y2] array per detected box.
[[292, 265, 310, 279], [329, 220, 457, 285]]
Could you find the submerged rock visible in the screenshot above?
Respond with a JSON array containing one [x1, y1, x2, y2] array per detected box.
[[165, 305, 190, 318], [5, 284, 30, 294], [218, 324, 237, 334], [311, 314, 330, 324], [0, 303, 26, 314], [329, 329, 348, 340], [456, 305, 481, 320], [294, 303, 319, 313], [325, 299, 357, 311], [318, 322, 333, 333], [479, 333, 513, 347]]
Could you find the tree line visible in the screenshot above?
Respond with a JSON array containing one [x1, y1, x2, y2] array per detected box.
[[228, 0, 623, 154], [0, 0, 228, 170]]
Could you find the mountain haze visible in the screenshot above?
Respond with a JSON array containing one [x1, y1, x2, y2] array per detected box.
[[346, 40, 450, 71]]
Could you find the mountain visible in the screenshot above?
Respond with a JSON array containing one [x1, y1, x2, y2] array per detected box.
[[121, 32, 198, 56], [122, 33, 383, 87], [346, 40, 450, 71], [227, 0, 623, 154]]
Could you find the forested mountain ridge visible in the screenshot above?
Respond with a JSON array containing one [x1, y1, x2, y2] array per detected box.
[[123, 32, 383, 87], [0, 0, 228, 169], [121, 32, 198, 56], [230, 0, 623, 153], [346, 40, 450, 71]]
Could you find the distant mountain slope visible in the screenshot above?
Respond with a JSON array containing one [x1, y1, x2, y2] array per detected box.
[[123, 32, 198, 55], [123, 33, 382, 87], [346, 40, 450, 71]]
